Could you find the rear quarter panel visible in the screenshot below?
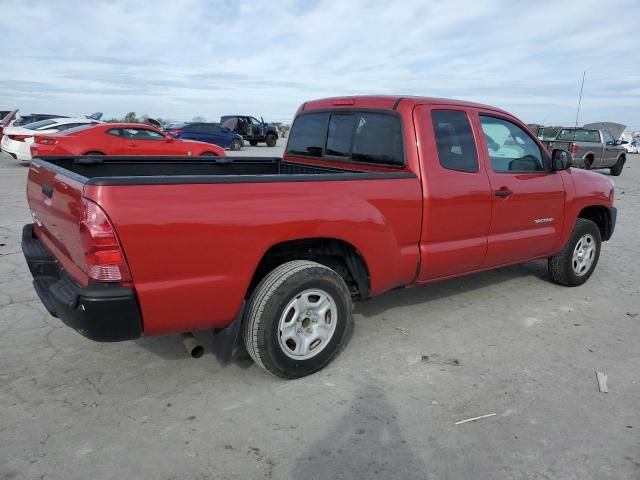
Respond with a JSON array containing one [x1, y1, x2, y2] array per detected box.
[[84, 177, 422, 335]]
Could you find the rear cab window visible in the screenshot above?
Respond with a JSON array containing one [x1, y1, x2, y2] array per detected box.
[[556, 129, 601, 142], [287, 110, 404, 166]]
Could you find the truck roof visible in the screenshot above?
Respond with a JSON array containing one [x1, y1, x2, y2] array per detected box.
[[301, 95, 510, 115]]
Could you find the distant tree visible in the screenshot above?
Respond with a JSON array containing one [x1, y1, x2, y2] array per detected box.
[[192, 116, 206, 122], [123, 112, 138, 123]]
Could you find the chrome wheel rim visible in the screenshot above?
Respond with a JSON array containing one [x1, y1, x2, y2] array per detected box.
[[572, 233, 595, 276], [278, 289, 338, 360]]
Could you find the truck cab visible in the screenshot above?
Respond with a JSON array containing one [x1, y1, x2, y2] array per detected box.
[[220, 115, 279, 147]]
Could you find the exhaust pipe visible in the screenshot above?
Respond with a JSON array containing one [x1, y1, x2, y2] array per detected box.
[[181, 333, 204, 358]]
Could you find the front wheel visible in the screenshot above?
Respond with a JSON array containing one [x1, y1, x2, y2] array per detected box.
[[610, 157, 625, 176], [243, 260, 353, 379], [265, 134, 277, 147], [548, 218, 601, 286]]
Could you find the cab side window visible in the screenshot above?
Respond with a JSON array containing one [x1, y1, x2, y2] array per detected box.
[[123, 128, 165, 141], [602, 130, 615, 145], [431, 110, 478, 173], [479, 116, 544, 173]]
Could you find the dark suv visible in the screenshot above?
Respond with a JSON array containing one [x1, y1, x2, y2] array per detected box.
[[220, 115, 279, 147]]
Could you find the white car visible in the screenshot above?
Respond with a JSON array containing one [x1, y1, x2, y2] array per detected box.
[[1, 117, 102, 161]]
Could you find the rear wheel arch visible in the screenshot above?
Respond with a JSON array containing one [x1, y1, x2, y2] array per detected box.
[[83, 151, 105, 155], [248, 238, 371, 300]]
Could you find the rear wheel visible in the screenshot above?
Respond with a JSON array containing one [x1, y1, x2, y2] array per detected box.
[[610, 156, 625, 176], [243, 260, 353, 379], [230, 138, 242, 151], [548, 218, 601, 286], [265, 134, 277, 147], [84, 151, 104, 156], [200, 152, 217, 157]]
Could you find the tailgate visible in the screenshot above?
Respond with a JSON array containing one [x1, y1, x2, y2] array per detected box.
[[26, 160, 88, 285]]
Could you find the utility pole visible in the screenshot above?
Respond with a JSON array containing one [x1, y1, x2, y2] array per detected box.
[[574, 71, 586, 128]]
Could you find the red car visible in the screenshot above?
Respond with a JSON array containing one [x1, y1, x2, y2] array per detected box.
[[22, 96, 616, 379], [30, 123, 225, 157]]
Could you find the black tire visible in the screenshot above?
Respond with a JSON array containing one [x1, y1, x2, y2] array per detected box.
[[84, 151, 104, 156], [243, 260, 353, 379], [249, 140, 258, 147], [548, 218, 601, 287], [265, 134, 277, 147], [610, 156, 625, 176], [200, 152, 217, 157], [230, 138, 242, 151], [583, 156, 593, 169]]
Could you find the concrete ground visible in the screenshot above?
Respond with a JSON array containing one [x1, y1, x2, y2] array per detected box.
[[1, 146, 638, 480]]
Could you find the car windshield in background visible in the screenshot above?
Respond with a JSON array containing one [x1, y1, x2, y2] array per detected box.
[[23, 119, 59, 130], [556, 129, 600, 142], [57, 124, 94, 135]]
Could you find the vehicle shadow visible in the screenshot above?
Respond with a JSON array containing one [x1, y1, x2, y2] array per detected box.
[[290, 384, 428, 479], [355, 260, 549, 318]]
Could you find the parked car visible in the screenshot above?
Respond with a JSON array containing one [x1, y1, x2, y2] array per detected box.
[[2, 117, 103, 162], [0, 109, 18, 138], [22, 95, 616, 379], [621, 140, 638, 154], [13, 114, 68, 127], [220, 115, 278, 146], [544, 123, 627, 176], [167, 122, 244, 150], [29, 123, 225, 157]]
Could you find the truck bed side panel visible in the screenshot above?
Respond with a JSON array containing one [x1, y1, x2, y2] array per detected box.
[[84, 177, 422, 335]]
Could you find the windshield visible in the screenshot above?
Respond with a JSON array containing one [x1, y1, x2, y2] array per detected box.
[[23, 119, 58, 130], [556, 129, 600, 142], [57, 124, 94, 135]]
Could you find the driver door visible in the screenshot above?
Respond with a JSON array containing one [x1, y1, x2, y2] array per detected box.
[[475, 112, 565, 267]]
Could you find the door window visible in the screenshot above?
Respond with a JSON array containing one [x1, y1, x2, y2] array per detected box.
[[123, 128, 165, 141], [602, 130, 615, 145], [479, 116, 544, 173], [431, 110, 478, 173]]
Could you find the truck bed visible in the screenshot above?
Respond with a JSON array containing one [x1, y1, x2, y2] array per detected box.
[[32, 155, 410, 185]]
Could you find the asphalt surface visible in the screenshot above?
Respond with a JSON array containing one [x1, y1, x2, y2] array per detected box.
[[1, 146, 639, 480]]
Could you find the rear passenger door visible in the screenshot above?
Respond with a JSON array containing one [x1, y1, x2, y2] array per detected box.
[[414, 106, 492, 280], [476, 113, 565, 267]]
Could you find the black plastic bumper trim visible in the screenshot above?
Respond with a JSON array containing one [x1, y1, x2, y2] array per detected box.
[[605, 207, 617, 241], [21, 224, 142, 342]]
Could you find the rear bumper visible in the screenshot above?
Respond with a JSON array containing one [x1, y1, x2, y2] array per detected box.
[[21, 224, 142, 342]]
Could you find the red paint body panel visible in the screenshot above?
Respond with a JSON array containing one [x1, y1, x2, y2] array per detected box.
[[84, 178, 422, 334], [30, 123, 225, 157], [24, 95, 615, 340]]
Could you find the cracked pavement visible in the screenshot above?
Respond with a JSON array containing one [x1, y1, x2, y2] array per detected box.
[[1, 148, 639, 480]]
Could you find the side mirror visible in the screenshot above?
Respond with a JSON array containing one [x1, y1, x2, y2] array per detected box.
[[618, 140, 628, 145], [551, 149, 572, 171]]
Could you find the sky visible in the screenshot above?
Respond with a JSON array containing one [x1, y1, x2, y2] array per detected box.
[[1, 0, 639, 128]]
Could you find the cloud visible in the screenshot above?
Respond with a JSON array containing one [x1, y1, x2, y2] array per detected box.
[[0, 0, 638, 127]]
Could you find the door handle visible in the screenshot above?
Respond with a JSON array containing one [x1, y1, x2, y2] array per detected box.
[[494, 189, 513, 197]]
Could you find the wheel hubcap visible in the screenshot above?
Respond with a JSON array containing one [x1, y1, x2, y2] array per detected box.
[[572, 233, 595, 276], [278, 289, 337, 360]]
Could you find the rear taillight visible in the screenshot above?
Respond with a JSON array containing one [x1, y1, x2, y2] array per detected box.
[[80, 198, 131, 282], [570, 143, 579, 154], [8, 134, 32, 141], [169, 129, 183, 135], [34, 136, 58, 145]]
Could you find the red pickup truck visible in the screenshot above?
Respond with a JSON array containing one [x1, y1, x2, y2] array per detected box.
[[22, 96, 617, 379]]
